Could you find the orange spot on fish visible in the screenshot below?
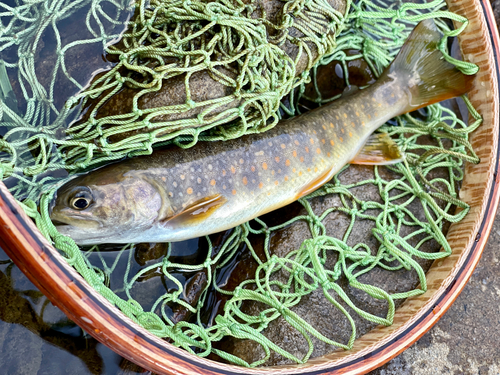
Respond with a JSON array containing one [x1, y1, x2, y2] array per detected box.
[[293, 150, 297, 157], [321, 139, 326, 144], [294, 140, 300, 145], [313, 130, 317, 134], [281, 143, 286, 149], [327, 152, 331, 157], [292, 168, 297, 173], [285, 175, 289, 181], [361, 121, 365, 126], [239, 158, 244, 164], [343, 113, 347, 118], [330, 140, 334, 146], [314, 167, 318, 172], [351, 122, 355, 127], [275, 180, 279, 186], [285, 159, 291, 166], [242, 177, 248, 185], [330, 123, 334, 128], [367, 114, 371, 119], [231, 166, 236, 174], [210, 179, 216, 186], [299, 171, 303, 176], [222, 169, 227, 176], [259, 182, 263, 189], [310, 138, 314, 144], [161, 177, 167, 182], [341, 128, 345, 134], [232, 189, 237, 195], [355, 112, 359, 117], [187, 187, 193, 195], [300, 156, 304, 162], [307, 168, 311, 172], [305, 147, 309, 153], [349, 132, 353, 137], [339, 137, 343, 142], [180, 175, 185, 180], [316, 148, 321, 154], [275, 156, 280, 163], [223, 185, 227, 190], [251, 166, 256, 172], [262, 162, 268, 170], [271, 170, 275, 176], [322, 125, 326, 130]]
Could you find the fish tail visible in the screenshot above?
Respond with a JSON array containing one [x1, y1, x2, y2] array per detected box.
[[385, 19, 474, 113]]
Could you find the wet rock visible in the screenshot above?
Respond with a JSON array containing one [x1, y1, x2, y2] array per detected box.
[[220, 164, 443, 366], [370, 210, 500, 374], [76, 0, 347, 142]]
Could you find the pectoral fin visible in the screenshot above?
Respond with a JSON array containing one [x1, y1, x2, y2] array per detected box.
[[166, 194, 227, 226], [350, 133, 404, 165]]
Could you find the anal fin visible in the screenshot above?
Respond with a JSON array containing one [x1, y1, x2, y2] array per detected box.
[[166, 194, 227, 225], [350, 133, 404, 165]]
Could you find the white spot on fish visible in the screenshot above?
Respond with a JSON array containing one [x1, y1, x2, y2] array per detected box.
[[208, 164, 213, 171], [173, 181, 178, 187], [179, 192, 183, 197], [255, 151, 264, 156]]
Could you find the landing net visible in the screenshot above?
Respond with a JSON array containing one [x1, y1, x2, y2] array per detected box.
[[0, 0, 480, 366]]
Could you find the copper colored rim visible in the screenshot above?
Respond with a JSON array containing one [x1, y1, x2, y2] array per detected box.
[[0, 0, 498, 373]]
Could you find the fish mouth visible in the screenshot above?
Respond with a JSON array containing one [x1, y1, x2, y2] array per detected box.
[[50, 211, 103, 230], [51, 219, 68, 226]]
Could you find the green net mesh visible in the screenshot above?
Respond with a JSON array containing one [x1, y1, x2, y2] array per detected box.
[[0, 0, 481, 367]]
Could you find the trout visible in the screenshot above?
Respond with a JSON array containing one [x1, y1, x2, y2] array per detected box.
[[50, 20, 473, 245]]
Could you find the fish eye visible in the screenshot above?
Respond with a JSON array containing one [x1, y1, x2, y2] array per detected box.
[[69, 190, 93, 210]]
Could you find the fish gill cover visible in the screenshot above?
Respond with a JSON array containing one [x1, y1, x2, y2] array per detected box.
[[0, 0, 481, 367]]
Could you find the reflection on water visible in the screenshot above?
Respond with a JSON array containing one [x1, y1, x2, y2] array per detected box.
[[0, 246, 124, 374]]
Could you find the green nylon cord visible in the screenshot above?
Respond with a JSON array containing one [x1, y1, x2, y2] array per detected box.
[[0, 0, 481, 367]]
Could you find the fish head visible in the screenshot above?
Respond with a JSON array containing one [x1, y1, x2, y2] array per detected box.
[[50, 171, 164, 245]]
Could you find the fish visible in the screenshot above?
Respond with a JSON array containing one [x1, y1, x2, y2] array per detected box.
[[50, 19, 474, 245]]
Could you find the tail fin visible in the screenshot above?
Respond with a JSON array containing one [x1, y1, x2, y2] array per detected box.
[[385, 19, 474, 112]]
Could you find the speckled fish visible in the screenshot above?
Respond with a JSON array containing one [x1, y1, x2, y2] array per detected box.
[[50, 20, 473, 245]]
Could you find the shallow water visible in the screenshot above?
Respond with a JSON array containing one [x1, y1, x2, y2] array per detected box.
[[0, 245, 124, 375]]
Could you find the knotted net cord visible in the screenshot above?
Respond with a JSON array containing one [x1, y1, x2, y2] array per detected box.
[[0, 0, 481, 367]]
